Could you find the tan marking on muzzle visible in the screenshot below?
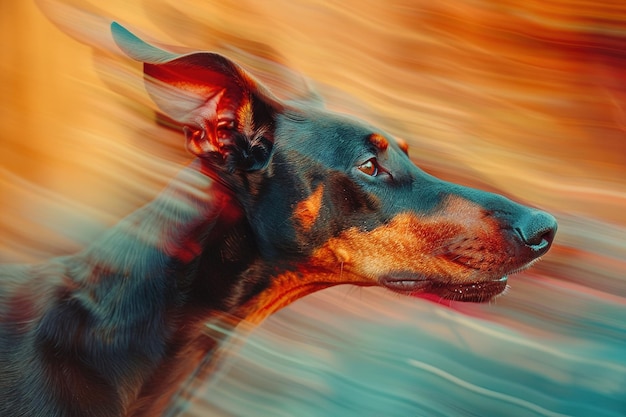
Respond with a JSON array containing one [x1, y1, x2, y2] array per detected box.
[[313, 195, 510, 284], [239, 195, 512, 324]]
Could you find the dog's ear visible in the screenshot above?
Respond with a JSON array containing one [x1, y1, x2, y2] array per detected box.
[[111, 22, 281, 172]]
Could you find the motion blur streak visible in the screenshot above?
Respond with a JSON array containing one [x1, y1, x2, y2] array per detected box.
[[406, 359, 570, 417], [1, 0, 625, 416]]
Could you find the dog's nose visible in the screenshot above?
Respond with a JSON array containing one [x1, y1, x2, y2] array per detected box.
[[514, 210, 557, 256]]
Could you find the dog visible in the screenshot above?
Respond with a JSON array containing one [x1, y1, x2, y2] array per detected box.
[[0, 22, 557, 417]]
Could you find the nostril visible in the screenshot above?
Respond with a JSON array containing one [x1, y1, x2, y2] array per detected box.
[[516, 227, 551, 246], [515, 223, 557, 254], [513, 210, 558, 253], [541, 226, 556, 246]]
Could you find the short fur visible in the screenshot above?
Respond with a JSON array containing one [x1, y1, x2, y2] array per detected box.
[[0, 23, 557, 417]]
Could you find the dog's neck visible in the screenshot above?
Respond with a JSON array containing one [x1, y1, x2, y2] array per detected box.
[[43, 159, 341, 416], [48, 160, 259, 416]]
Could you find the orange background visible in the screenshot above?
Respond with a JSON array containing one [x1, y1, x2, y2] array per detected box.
[[1, 1, 625, 415]]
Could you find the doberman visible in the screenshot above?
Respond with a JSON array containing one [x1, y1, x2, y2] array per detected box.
[[0, 23, 557, 417]]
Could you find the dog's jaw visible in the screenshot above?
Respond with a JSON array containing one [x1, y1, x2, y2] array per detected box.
[[380, 274, 509, 303]]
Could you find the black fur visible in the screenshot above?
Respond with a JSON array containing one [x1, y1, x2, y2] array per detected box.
[[0, 23, 557, 417]]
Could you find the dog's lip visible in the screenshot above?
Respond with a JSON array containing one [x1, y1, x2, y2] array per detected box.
[[379, 273, 508, 303], [380, 274, 431, 292]]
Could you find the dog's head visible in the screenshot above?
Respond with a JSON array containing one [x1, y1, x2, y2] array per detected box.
[[112, 23, 556, 317]]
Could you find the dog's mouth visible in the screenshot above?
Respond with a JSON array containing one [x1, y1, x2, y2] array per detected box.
[[379, 273, 509, 303]]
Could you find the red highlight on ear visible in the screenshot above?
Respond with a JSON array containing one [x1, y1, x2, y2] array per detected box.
[[143, 55, 247, 124]]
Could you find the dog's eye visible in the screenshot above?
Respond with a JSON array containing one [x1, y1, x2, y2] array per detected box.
[[358, 158, 380, 176]]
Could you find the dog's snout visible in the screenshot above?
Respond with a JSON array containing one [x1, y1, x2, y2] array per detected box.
[[515, 210, 557, 255]]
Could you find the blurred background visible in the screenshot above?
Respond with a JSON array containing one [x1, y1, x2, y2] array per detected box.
[[1, 1, 625, 416]]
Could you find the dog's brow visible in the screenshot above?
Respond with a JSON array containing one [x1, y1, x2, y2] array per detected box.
[[395, 137, 409, 155], [367, 133, 389, 151]]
